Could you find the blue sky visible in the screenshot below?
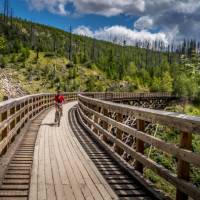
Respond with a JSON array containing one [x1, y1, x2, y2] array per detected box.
[[3, 0, 135, 31], [1, 0, 200, 45]]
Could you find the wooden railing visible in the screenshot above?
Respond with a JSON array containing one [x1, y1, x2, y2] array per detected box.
[[82, 92, 173, 100], [78, 94, 200, 200], [0, 92, 77, 155], [0, 91, 175, 157]]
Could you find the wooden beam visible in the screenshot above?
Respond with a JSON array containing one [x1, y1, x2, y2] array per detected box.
[[114, 113, 124, 155], [78, 100, 200, 167], [78, 94, 200, 134], [176, 132, 192, 200], [135, 119, 145, 173]]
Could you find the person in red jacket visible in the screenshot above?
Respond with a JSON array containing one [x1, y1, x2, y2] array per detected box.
[[55, 90, 64, 117]]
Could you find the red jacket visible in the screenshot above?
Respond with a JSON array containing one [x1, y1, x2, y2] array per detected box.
[[55, 95, 64, 103]]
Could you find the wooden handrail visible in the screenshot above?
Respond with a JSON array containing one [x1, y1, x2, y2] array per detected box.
[[0, 92, 175, 155], [78, 94, 200, 134], [0, 91, 177, 197], [0, 92, 78, 155], [78, 94, 200, 200]]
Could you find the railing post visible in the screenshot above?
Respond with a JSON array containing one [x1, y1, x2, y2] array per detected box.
[[102, 108, 109, 142], [10, 105, 16, 142], [135, 119, 145, 173], [88, 105, 96, 132], [176, 132, 192, 200], [93, 105, 99, 134], [1, 110, 8, 155], [114, 113, 123, 155]]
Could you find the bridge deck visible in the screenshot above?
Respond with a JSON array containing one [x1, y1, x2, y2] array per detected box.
[[29, 102, 118, 200]]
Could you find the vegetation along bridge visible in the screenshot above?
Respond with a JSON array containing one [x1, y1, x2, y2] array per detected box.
[[0, 92, 199, 200]]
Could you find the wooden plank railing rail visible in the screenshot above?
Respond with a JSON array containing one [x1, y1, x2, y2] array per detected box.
[[0, 91, 174, 157], [78, 94, 200, 200], [0, 92, 77, 156], [82, 92, 173, 100]]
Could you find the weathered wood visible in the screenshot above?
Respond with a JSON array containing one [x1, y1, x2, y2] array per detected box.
[[79, 95, 200, 134], [78, 94, 200, 200], [176, 132, 192, 200], [0, 92, 195, 199], [102, 108, 109, 143], [79, 100, 200, 167], [135, 119, 145, 173], [28, 102, 117, 200], [114, 113, 124, 155], [78, 107, 200, 200]]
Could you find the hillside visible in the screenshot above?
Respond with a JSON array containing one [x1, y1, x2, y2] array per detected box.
[[0, 50, 145, 100], [0, 15, 200, 101]]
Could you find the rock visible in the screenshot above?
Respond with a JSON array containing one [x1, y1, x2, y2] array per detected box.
[[0, 70, 28, 99]]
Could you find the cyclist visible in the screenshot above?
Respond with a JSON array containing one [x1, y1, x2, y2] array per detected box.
[[55, 90, 64, 121]]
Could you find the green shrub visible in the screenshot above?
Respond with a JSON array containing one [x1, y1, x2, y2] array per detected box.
[[66, 61, 74, 68], [0, 56, 7, 68]]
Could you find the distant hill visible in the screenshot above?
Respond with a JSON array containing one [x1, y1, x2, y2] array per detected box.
[[0, 14, 200, 100]]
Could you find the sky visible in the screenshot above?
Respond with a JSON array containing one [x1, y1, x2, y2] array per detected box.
[[1, 0, 200, 45]]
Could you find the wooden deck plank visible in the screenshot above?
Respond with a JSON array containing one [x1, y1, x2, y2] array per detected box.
[[29, 116, 42, 200], [37, 124, 47, 200], [62, 118, 106, 200], [29, 102, 118, 200], [66, 107, 118, 200], [48, 122, 68, 200], [55, 124, 84, 200], [57, 122, 94, 200]]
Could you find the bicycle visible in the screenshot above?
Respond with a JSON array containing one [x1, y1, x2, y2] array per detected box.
[[55, 103, 62, 127]]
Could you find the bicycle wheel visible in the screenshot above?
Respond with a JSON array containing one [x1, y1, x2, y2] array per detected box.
[[57, 111, 61, 127], [55, 111, 59, 123]]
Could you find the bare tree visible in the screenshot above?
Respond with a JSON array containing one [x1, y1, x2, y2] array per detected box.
[[68, 25, 72, 61]]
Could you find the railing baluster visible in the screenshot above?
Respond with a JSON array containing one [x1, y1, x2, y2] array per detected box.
[[114, 113, 124, 155], [135, 119, 145, 173], [102, 108, 109, 142], [176, 131, 192, 200]]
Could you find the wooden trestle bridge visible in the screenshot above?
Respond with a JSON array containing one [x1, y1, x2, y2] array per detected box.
[[0, 92, 200, 200]]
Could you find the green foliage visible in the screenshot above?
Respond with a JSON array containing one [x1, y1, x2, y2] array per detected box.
[[0, 36, 6, 52], [161, 72, 173, 92], [151, 77, 162, 92], [144, 169, 176, 199], [13, 39, 23, 53], [86, 76, 96, 91], [0, 15, 200, 96], [174, 74, 198, 97], [126, 62, 137, 77], [0, 55, 7, 68], [10, 54, 17, 63], [183, 104, 200, 116], [138, 68, 151, 87], [65, 61, 74, 68], [20, 48, 30, 61]]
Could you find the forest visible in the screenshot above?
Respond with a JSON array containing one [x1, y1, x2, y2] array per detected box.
[[0, 10, 200, 99]]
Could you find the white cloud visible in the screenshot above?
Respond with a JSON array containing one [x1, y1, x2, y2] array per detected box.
[[57, 3, 69, 16], [73, 25, 93, 37], [134, 16, 154, 30], [174, 0, 200, 14], [27, 0, 200, 40], [73, 0, 145, 16], [73, 25, 169, 46], [28, 0, 70, 16]]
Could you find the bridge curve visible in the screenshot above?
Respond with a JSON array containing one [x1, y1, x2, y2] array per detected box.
[[0, 92, 199, 200]]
